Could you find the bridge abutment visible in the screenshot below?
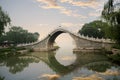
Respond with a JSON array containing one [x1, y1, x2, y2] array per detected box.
[[25, 28, 114, 52]]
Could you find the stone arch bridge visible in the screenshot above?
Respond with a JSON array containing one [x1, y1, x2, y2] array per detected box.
[[24, 28, 114, 51]]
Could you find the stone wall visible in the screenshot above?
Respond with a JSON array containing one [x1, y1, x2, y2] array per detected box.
[[24, 28, 114, 51]]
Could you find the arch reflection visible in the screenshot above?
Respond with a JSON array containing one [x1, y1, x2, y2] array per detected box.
[[0, 51, 114, 75]]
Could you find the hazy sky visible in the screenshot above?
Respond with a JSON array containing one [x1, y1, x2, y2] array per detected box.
[[0, 0, 108, 39]]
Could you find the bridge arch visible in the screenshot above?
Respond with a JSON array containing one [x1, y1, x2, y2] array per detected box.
[[26, 28, 113, 51], [47, 29, 75, 49]]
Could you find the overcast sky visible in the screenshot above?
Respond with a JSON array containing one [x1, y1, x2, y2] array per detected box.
[[0, 0, 108, 39]]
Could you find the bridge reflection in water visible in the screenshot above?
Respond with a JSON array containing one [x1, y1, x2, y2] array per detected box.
[[0, 51, 115, 75], [29, 51, 113, 75], [0, 50, 120, 80]]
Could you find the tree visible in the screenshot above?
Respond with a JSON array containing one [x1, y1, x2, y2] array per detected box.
[[0, 6, 11, 36], [102, 0, 120, 44], [0, 26, 40, 45], [79, 20, 110, 38], [33, 32, 39, 41]]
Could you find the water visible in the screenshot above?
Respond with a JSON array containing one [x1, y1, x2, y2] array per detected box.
[[0, 34, 120, 80]]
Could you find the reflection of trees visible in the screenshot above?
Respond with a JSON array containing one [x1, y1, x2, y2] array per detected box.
[[6, 57, 37, 74], [0, 51, 117, 75], [47, 52, 114, 75], [0, 76, 5, 80], [74, 52, 113, 72], [83, 61, 111, 72], [0, 52, 39, 74], [30, 51, 115, 75]]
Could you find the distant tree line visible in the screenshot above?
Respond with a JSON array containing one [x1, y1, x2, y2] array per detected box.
[[0, 26, 39, 44], [0, 6, 11, 36], [102, 0, 120, 45], [79, 20, 110, 39], [79, 0, 120, 46], [0, 6, 39, 45]]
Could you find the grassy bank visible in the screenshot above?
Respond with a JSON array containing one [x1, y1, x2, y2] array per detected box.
[[106, 47, 120, 65], [0, 47, 26, 53]]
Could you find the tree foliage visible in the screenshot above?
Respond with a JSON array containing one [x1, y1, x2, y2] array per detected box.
[[0, 26, 39, 44], [0, 6, 11, 36], [79, 20, 110, 39], [102, 0, 120, 44]]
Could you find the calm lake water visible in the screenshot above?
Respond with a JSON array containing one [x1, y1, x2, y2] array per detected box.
[[0, 34, 120, 80]]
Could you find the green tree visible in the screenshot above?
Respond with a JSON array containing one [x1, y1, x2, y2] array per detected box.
[[102, 0, 120, 44], [0, 6, 11, 36], [79, 20, 110, 38], [33, 32, 39, 41], [0, 26, 39, 45]]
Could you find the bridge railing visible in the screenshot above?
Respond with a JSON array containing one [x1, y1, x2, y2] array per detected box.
[[78, 34, 113, 43], [17, 41, 40, 47], [16, 27, 67, 47], [48, 27, 114, 43], [17, 27, 114, 47]]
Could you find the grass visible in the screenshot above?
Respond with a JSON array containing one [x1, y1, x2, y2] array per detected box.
[[0, 46, 26, 53]]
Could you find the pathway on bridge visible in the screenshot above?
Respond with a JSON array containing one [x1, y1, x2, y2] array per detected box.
[[19, 28, 114, 51]]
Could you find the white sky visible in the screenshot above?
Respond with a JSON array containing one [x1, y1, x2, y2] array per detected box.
[[0, 0, 108, 40]]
